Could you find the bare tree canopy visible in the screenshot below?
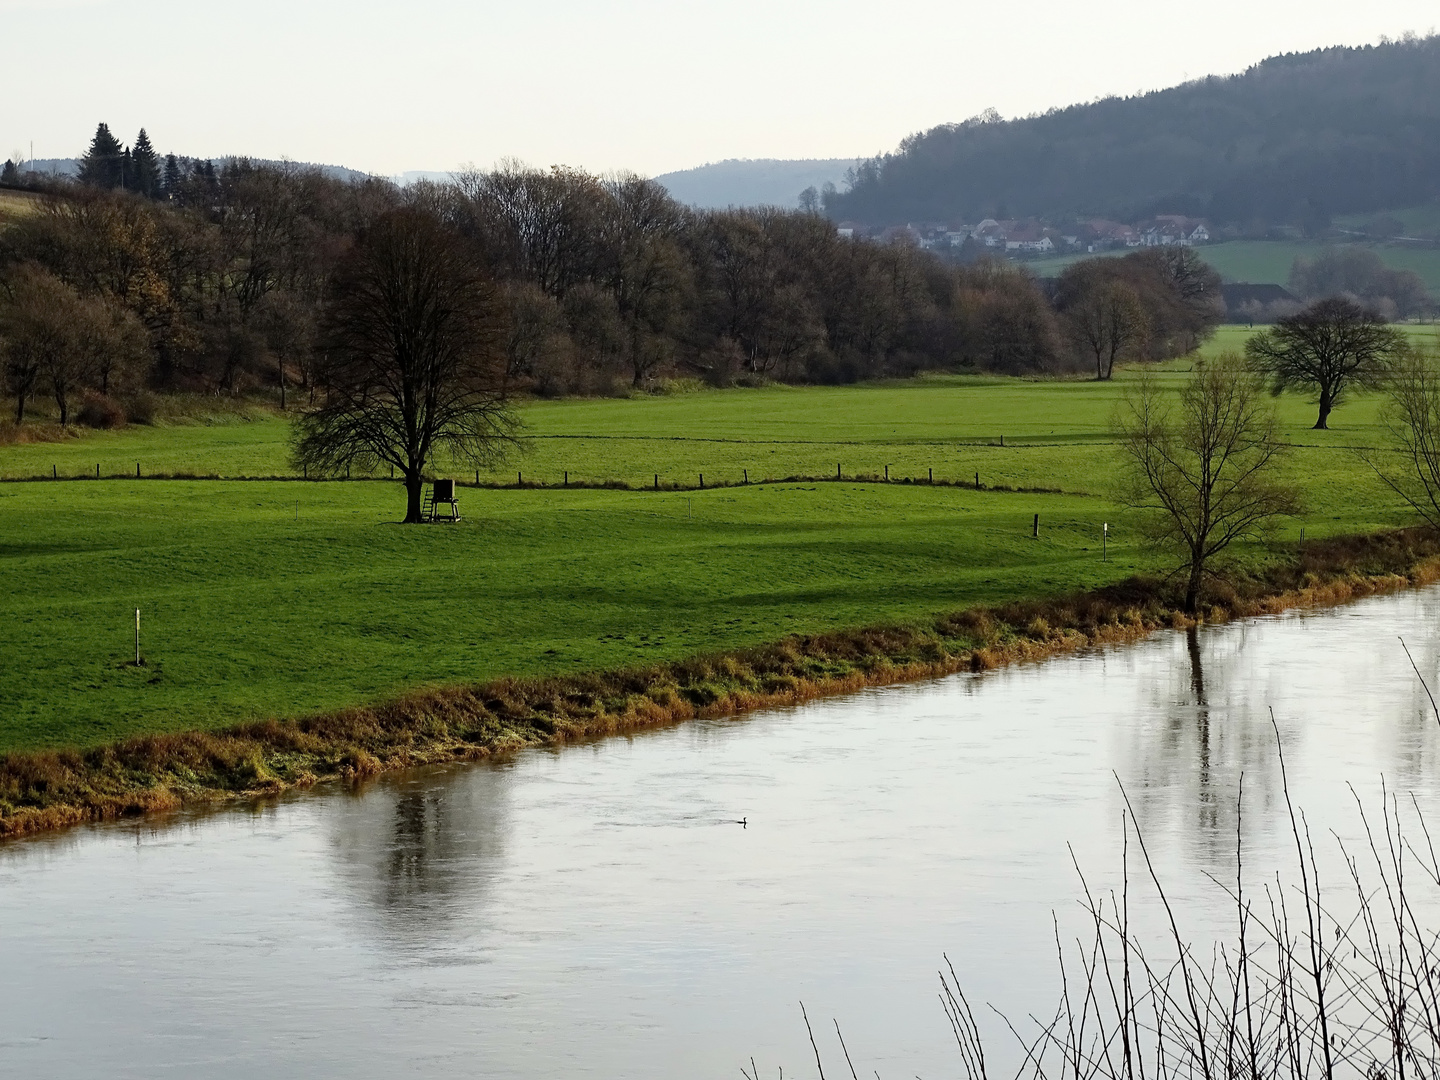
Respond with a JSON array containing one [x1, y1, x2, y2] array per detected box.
[[1118, 356, 1299, 613], [1244, 296, 1402, 429], [1061, 277, 1147, 380], [1362, 341, 1440, 530], [292, 207, 514, 523]]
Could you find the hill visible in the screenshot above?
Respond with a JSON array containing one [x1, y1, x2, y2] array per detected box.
[[825, 36, 1440, 229], [654, 158, 858, 209]]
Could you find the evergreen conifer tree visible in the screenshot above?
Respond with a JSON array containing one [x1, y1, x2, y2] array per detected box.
[[1, 158, 19, 186], [78, 123, 125, 189], [162, 153, 182, 198], [131, 129, 160, 198], [120, 148, 133, 191]]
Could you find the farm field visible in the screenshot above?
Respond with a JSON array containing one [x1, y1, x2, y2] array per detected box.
[[1026, 239, 1440, 291], [5, 327, 1436, 489], [1, 331, 1432, 755]]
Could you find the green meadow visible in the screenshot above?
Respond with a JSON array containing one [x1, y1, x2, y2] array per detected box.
[[1, 323, 1435, 755]]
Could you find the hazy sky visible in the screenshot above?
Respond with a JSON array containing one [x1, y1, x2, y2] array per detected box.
[[1, 0, 1435, 178]]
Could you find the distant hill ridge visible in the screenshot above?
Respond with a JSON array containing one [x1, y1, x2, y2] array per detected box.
[[654, 158, 859, 209], [825, 36, 1440, 230]]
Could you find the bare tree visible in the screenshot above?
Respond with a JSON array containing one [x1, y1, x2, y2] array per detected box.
[[1245, 296, 1402, 429], [1362, 341, 1440, 529], [1065, 278, 1148, 380], [292, 208, 514, 522], [253, 289, 314, 410], [0, 264, 80, 424], [1119, 355, 1299, 613]]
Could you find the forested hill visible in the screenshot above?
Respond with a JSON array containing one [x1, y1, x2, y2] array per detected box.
[[825, 36, 1440, 229]]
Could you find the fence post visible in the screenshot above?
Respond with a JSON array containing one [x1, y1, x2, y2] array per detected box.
[[699, 473, 704, 489], [564, 471, 568, 487], [929, 467, 932, 483], [837, 463, 841, 479], [884, 464, 889, 481], [53, 464, 56, 479], [1033, 513, 1039, 538], [654, 474, 659, 490], [96, 464, 100, 479], [975, 471, 980, 488], [743, 468, 748, 484], [136, 463, 140, 479]]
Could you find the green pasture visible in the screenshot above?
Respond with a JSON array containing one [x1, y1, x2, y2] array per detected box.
[[1026, 240, 1440, 292], [1, 336, 1432, 754], [0, 481, 1156, 754], [5, 327, 1435, 492]]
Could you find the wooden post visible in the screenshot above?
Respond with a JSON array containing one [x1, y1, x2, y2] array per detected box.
[[884, 464, 889, 481], [699, 473, 704, 489], [975, 471, 979, 488], [346, 464, 350, 479], [518, 470, 522, 486], [53, 464, 56, 479], [96, 464, 100, 479], [743, 468, 748, 484], [303, 464, 307, 479], [1000, 434, 1004, 447], [136, 463, 140, 479], [837, 463, 841, 479], [654, 474, 659, 490], [928, 467, 932, 483], [1033, 513, 1039, 538]]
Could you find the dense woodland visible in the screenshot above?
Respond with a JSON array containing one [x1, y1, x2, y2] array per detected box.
[[0, 146, 1230, 421], [825, 36, 1440, 230]]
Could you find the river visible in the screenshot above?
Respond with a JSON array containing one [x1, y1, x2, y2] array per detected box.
[[4, 587, 1440, 1078]]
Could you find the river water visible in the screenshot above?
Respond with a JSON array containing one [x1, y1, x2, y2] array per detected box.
[[5, 588, 1440, 1079]]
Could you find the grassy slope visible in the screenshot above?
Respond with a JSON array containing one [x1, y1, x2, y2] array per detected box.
[[1, 327, 1433, 755], [1026, 240, 1440, 291]]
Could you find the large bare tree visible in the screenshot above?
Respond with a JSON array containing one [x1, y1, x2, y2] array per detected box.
[[292, 208, 513, 522], [1245, 296, 1401, 429], [1119, 355, 1299, 613], [1362, 342, 1440, 529], [1064, 277, 1148, 380]]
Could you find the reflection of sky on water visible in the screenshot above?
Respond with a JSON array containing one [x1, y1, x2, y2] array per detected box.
[[4, 588, 1440, 1078]]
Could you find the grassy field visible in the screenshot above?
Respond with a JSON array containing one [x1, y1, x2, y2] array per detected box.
[[1, 328, 1435, 755], [1026, 239, 1440, 291], [0, 188, 41, 227]]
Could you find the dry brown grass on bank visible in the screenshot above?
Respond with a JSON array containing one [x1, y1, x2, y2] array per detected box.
[[4, 527, 1440, 841]]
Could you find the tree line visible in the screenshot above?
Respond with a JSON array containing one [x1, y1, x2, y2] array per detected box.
[[0, 152, 1232, 431]]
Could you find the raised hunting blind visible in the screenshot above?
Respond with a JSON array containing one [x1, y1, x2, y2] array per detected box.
[[423, 479, 460, 523]]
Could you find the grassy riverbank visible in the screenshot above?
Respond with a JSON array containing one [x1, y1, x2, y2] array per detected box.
[[3, 528, 1437, 838]]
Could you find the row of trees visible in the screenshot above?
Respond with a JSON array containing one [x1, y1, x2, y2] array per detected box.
[[0, 158, 1229, 428]]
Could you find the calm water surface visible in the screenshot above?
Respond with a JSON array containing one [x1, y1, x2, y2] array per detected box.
[[5, 588, 1440, 1078]]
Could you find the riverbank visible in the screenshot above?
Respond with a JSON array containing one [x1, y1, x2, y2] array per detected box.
[[4, 527, 1437, 840]]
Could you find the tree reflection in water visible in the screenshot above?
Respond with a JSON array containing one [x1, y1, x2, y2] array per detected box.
[[327, 764, 510, 946]]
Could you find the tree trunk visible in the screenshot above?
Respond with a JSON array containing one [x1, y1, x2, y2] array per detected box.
[[1314, 393, 1332, 430], [55, 386, 68, 428], [1184, 559, 1203, 614], [14, 393, 24, 425], [404, 472, 424, 523], [278, 358, 286, 410]]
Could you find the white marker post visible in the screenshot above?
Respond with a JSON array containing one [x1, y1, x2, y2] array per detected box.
[[1103, 523, 1108, 562], [135, 608, 141, 666]]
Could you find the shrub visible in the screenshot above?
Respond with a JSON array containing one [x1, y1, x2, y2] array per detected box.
[[76, 392, 125, 429]]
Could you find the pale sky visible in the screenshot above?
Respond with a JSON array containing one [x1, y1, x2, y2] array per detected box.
[[1, 0, 1435, 178]]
